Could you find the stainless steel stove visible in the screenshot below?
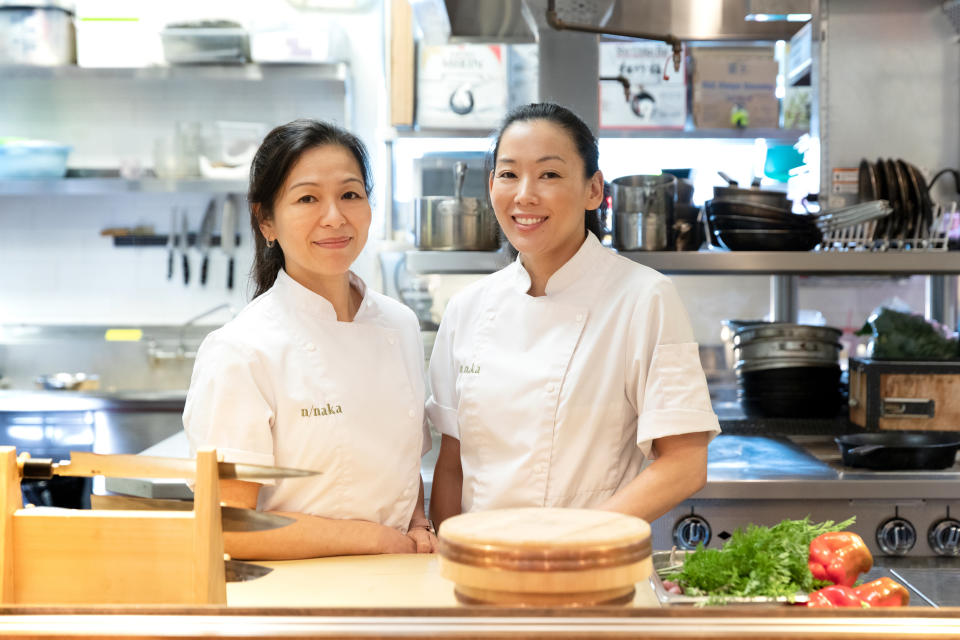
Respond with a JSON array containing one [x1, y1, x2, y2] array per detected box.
[[652, 434, 960, 606]]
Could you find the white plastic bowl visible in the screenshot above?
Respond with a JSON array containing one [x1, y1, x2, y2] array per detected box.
[[0, 141, 71, 178]]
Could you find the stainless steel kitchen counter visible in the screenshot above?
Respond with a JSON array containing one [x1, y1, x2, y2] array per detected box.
[[693, 435, 960, 500], [0, 389, 187, 413]]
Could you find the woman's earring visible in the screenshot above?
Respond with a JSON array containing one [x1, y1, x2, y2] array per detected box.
[[266, 238, 276, 249]]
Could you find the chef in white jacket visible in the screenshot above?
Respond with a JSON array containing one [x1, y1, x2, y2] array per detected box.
[[428, 103, 720, 526], [184, 120, 435, 559]]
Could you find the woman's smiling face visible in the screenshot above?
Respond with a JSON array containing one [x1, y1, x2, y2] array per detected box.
[[489, 119, 603, 265], [259, 144, 371, 284]]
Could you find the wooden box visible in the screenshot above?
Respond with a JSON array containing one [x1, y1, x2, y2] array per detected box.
[[849, 357, 960, 431]]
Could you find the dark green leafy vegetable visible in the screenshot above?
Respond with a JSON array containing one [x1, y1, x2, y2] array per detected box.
[[856, 308, 959, 361], [665, 516, 856, 604]]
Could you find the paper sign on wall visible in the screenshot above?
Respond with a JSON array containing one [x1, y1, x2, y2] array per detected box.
[[599, 41, 686, 130], [417, 44, 507, 129]]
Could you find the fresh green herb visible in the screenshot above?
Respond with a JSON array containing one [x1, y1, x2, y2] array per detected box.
[[665, 516, 856, 605]]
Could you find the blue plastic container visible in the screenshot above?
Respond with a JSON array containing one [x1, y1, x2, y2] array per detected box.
[[0, 141, 71, 178]]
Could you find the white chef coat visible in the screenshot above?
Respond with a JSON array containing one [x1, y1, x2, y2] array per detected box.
[[426, 232, 719, 512], [183, 269, 430, 532]]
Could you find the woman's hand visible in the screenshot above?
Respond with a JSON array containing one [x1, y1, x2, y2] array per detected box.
[[407, 526, 438, 553], [379, 526, 418, 554]]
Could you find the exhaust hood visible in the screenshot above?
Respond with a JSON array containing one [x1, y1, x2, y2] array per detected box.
[[411, 0, 810, 45]]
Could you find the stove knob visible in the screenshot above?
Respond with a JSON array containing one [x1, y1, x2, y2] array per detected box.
[[673, 515, 711, 550], [876, 517, 917, 556], [928, 519, 960, 556]]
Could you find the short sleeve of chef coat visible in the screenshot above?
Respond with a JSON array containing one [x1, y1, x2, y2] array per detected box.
[[425, 298, 460, 439], [182, 332, 277, 481], [632, 278, 720, 459]]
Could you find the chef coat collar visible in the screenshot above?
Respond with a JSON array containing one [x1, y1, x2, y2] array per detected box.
[[273, 268, 371, 322], [512, 232, 602, 296]]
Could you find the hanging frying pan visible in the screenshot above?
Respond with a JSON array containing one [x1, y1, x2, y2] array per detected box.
[[835, 431, 960, 470]]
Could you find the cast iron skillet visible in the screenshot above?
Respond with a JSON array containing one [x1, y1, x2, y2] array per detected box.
[[835, 431, 960, 470]]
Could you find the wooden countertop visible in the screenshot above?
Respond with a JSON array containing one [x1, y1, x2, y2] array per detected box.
[[227, 553, 662, 608], [2, 555, 959, 638]]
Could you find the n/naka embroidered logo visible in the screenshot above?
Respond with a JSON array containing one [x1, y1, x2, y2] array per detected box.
[[458, 363, 480, 374], [301, 403, 343, 417]]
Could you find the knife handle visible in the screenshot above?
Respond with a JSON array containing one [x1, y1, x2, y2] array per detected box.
[[18, 455, 54, 480], [201, 256, 209, 285], [227, 257, 234, 290], [167, 250, 174, 280], [183, 254, 190, 285]]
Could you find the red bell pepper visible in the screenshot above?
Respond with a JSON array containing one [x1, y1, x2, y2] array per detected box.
[[808, 531, 873, 587], [853, 578, 910, 607], [807, 585, 867, 608]]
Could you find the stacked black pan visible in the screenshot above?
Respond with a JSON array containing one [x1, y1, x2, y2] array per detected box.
[[733, 323, 843, 419], [706, 178, 821, 251]]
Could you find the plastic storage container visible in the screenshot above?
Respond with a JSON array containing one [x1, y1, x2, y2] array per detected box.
[[0, 2, 77, 65], [0, 140, 71, 178], [161, 26, 249, 64]]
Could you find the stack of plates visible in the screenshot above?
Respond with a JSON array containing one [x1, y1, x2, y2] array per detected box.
[[706, 199, 822, 251], [858, 158, 934, 242]]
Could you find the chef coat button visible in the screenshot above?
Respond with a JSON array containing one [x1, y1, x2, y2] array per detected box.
[[487, 312, 495, 321], [546, 382, 555, 393], [534, 464, 545, 474], [305, 342, 316, 351], [388, 336, 397, 345], [576, 313, 584, 322], [408, 409, 416, 418]]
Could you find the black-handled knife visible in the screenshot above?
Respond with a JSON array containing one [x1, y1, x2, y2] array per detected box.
[[166, 208, 176, 280], [181, 209, 191, 286], [197, 198, 217, 287]]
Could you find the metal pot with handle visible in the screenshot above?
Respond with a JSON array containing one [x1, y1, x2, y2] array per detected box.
[[611, 174, 677, 251], [414, 162, 499, 251]]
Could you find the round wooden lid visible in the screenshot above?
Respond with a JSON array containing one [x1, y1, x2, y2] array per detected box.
[[438, 508, 651, 572]]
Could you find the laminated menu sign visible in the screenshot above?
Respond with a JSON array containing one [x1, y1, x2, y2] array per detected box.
[[417, 44, 507, 129], [599, 41, 687, 129]]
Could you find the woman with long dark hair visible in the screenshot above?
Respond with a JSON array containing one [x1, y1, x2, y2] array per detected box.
[[184, 119, 435, 559], [428, 103, 719, 526]]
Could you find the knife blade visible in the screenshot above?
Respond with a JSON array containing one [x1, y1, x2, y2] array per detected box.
[[225, 558, 273, 583], [197, 197, 218, 286], [166, 207, 177, 280], [221, 194, 238, 290], [180, 208, 191, 285], [89, 494, 296, 532], [19, 452, 320, 481]]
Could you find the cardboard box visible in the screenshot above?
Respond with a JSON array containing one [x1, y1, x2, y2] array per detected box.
[[599, 41, 687, 129], [417, 44, 507, 130], [691, 48, 779, 129]]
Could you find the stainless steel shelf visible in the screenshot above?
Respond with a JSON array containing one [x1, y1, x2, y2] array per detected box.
[[405, 250, 511, 274], [393, 127, 807, 141], [621, 251, 960, 275], [406, 249, 960, 276], [0, 62, 348, 82], [0, 178, 247, 195]]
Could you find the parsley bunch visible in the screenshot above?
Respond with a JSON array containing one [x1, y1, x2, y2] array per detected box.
[[665, 516, 856, 604]]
